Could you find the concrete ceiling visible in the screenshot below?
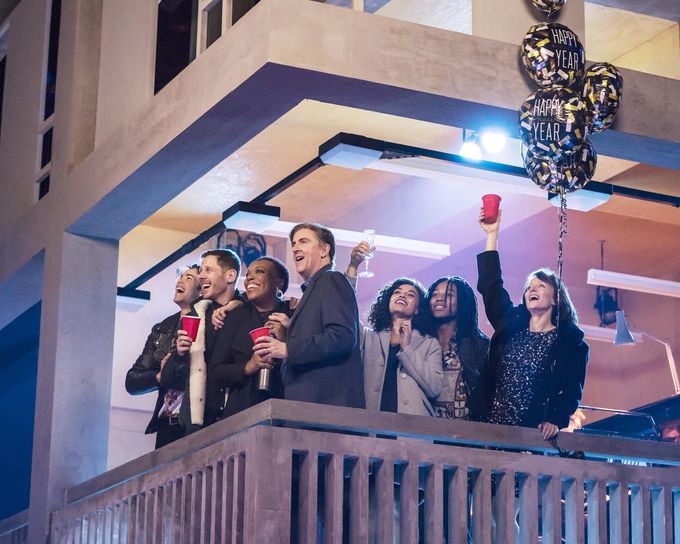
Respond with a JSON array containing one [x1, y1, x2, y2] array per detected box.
[[134, 2, 679, 282]]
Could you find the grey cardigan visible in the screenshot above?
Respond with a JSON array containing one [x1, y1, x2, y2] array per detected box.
[[362, 328, 443, 416]]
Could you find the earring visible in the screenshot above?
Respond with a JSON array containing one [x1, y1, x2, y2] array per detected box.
[[276, 288, 284, 299]]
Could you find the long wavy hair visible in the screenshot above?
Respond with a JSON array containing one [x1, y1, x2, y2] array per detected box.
[[521, 268, 579, 326], [427, 276, 486, 341], [368, 278, 431, 334]]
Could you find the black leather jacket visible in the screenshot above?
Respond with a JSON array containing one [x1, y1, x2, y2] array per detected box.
[[125, 312, 180, 434]]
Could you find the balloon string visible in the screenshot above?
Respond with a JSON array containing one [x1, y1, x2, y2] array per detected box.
[[557, 187, 567, 329]]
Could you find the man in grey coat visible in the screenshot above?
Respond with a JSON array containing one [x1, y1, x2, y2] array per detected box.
[[253, 223, 365, 408]]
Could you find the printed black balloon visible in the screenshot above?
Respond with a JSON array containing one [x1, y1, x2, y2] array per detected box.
[[521, 22, 585, 88], [582, 62, 623, 133], [519, 87, 587, 160], [523, 140, 597, 193], [530, 0, 566, 16]]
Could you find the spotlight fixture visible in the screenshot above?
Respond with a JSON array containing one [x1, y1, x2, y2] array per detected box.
[[480, 130, 507, 154], [593, 241, 619, 326], [459, 130, 482, 161]]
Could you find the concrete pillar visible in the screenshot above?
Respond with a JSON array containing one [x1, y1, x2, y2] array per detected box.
[[26, 231, 118, 543], [51, 0, 104, 177], [472, 0, 586, 46], [95, 0, 157, 145]]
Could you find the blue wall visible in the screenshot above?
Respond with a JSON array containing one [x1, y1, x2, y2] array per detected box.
[[0, 303, 40, 519]]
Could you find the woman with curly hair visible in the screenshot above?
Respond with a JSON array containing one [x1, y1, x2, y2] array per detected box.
[[347, 245, 443, 415], [427, 276, 489, 420]]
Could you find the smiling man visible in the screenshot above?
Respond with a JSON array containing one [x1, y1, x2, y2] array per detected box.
[[254, 223, 364, 408], [125, 265, 201, 449], [160, 248, 243, 434]]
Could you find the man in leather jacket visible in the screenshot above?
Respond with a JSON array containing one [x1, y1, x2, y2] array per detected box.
[[125, 266, 200, 449]]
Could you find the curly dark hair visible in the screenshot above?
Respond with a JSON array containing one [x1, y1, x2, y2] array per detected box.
[[368, 278, 431, 334], [427, 276, 485, 341]]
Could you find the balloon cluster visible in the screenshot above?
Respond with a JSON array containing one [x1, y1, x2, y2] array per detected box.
[[519, 0, 623, 194]]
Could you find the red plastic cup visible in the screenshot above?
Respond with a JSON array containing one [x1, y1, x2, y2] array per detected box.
[[249, 326, 270, 343], [481, 194, 502, 224], [182, 315, 201, 341]]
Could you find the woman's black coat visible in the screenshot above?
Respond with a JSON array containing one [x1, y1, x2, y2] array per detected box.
[[473, 250, 589, 429]]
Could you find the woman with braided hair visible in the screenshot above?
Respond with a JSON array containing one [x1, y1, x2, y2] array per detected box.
[[427, 276, 489, 420]]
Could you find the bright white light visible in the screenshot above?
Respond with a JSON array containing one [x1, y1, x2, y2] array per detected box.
[[480, 131, 507, 153], [459, 141, 482, 161]]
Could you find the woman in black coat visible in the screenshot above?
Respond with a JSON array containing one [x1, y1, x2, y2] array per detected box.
[[475, 208, 589, 439], [206, 256, 295, 423]]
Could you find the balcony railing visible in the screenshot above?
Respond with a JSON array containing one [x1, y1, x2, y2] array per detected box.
[[43, 400, 680, 543], [0, 399, 677, 542]]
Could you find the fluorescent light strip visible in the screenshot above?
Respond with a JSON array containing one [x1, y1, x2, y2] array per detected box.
[[587, 269, 680, 299], [261, 220, 450, 260]]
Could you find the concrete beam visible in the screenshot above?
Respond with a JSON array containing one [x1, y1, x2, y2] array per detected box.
[[588, 0, 680, 22]]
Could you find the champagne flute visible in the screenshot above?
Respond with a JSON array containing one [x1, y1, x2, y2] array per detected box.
[[358, 229, 376, 278]]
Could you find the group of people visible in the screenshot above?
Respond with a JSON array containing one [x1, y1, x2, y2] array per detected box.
[[127, 210, 589, 450]]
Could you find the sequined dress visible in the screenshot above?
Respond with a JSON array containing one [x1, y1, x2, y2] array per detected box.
[[487, 328, 558, 427], [433, 337, 469, 419]]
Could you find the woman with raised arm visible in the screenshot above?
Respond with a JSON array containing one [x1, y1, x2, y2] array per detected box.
[[427, 276, 489, 420], [346, 244, 443, 415], [476, 209, 589, 439]]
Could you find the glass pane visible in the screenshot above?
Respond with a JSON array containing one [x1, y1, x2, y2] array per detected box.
[[206, 1, 222, 49], [40, 127, 53, 169], [44, 0, 61, 120], [38, 175, 50, 200], [154, 0, 198, 94]]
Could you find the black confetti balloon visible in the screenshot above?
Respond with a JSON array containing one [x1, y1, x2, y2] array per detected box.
[[530, 0, 566, 16], [523, 140, 597, 193], [582, 62, 623, 133], [519, 87, 587, 160], [521, 22, 585, 88]]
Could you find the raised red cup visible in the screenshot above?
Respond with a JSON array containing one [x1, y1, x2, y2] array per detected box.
[[181, 315, 201, 341], [481, 194, 502, 224], [249, 326, 271, 343]]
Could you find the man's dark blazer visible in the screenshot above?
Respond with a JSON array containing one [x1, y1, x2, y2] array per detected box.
[[283, 265, 365, 408]]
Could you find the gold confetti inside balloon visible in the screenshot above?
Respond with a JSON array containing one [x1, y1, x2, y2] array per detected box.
[[582, 62, 623, 133], [523, 140, 596, 193], [521, 22, 585, 88], [530, 0, 566, 17], [519, 87, 587, 160]]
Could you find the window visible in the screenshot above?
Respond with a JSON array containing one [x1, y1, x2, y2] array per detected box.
[[232, 0, 260, 26], [205, 1, 222, 49], [154, 0, 198, 94], [38, 175, 50, 200], [44, 0, 61, 120], [0, 54, 6, 140], [0, 25, 7, 140], [40, 127, 53, 169]]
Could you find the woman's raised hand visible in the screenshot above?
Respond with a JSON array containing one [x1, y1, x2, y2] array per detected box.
[[479, 207, 501, 251], [478, 206, 502, 233]]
